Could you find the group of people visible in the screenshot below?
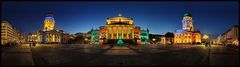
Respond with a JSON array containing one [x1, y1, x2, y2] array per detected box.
[[205, 41, 211, 47], [29, 42, 36, 47]]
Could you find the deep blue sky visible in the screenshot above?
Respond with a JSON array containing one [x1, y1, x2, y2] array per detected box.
[[1, 1, 239, 38]]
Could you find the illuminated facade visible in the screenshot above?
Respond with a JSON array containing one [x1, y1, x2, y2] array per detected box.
[[17, 32, 25, 44], [91, 13, 149, 45], [1, 21, 25, 45], [71, 32, 91, 44], [28, 11, 69, 44], [91, 29, 100, 44], [105, 14, 135, 40], [164, 32, 174, 44], [220, 25, 239, 46], [140, 29, 149, 44], [41, 11, 61, 43], [43, 11, 55, 31], [182, 13, 194, 31], [202, 34, 211, 43], [149, 34, 163, 44], [28, 32, 42, 43], [214, 35, 222, 45], [161, 37, 166, 44], [57, 30, 71, 44], [1, 21, 18, 45], [149, 32, 174, 45], [174, 12, 201, 44], [40, 30, 61, 43]]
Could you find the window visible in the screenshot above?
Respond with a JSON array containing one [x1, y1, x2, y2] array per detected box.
[[1, 34, 6, 36]]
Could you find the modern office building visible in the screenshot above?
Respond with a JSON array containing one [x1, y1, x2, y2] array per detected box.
[[1, 21, 24, 45]]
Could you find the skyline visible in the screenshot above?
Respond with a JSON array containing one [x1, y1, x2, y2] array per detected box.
[[1, 1, 239, 38]]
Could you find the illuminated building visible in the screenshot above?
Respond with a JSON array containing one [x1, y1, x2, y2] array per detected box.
[[202, 34, 211, 43], [28, 11, 69, 44], [164, 32, 174, 44], [1, 21, 18, 45], [149, 32, 174, 45], [71, 32, 91, 44], [42, 30, 61, 43], [17, 32, 25, 44], [28, 32, 42, 43], [43, 11, 55, 31], [220, 25, 239, 46], [57, 30, 71, 44], [90, 29, 100, 44], [214, 35, 222, 45], [174, 12, 201, 44], [41, 11, 61, 43], [91, 13, 149, 45], [1, 21, 25, 45], [149, 34, 163, 44], [105, 13, 135, 40], [182, 13, 194, 31], [140, 29, 149, 44], [161, 36, 166, 44]]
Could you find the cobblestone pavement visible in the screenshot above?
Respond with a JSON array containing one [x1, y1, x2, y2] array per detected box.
[[1, 44, 239, 66]]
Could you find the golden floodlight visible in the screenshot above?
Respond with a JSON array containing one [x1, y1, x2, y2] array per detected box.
[[203, 34, 209, 39]]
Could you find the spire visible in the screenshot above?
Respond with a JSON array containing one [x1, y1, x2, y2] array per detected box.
[[45, 10, 55, 21], [47, 10, 53, 17], [184, 10, 192, 17]]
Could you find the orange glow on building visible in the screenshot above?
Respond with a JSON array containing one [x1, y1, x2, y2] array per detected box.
[[219, 25, 239, 46], [92, 13, 149, 45], [43, 11, 55, 31], [174, 12, 201, 45]]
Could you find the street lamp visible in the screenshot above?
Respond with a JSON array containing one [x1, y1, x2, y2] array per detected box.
[[203, 34, 209, 40], [152, 38, 156, 44], [203, 34, 210, 46], [203, 34, 211, 65], [152, 38, 156, 41]]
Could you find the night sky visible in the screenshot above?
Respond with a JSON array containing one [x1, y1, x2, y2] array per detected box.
[[1, 1, 239, 38]]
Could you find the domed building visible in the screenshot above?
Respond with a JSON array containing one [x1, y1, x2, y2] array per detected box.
[[27, 11, 70, 44], [91, 13, 149, 45], [174, 12, 201, 45]]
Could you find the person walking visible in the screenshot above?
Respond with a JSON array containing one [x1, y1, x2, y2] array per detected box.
[[33, 42, 36, 47], [205, 42, 208, 47], [29, 42, 32, 47], [209, 41, 212, 47]]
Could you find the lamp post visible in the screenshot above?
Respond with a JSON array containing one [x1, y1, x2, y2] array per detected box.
[[152, 38, 156, 44], [203, 34, 210, 65], [203, 34, 209, 46]]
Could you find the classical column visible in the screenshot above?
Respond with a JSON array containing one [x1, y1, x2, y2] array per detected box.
[[117, 31, 118, 39]]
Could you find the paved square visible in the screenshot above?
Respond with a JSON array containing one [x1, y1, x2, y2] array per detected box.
[[1, 44, 239, 66]]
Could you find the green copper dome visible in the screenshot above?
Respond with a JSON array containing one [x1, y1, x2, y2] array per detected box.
[[184, 13, 192, 17]]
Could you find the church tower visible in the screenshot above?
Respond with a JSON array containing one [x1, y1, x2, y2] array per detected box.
[[182, 11, 194, 31], [43, 11, 55, 31]]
